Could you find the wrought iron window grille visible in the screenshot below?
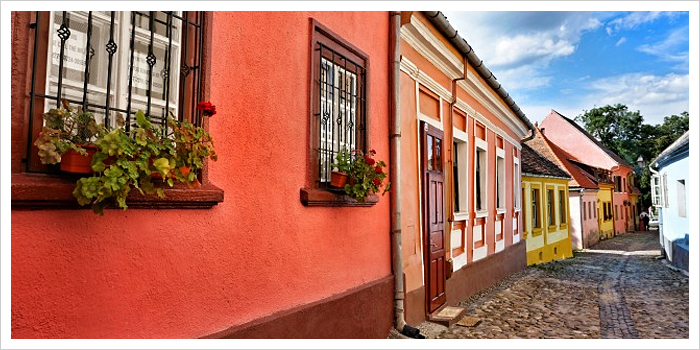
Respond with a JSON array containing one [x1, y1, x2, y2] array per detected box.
[[314, 42, 366, 187], [25, 11, 205, 173]]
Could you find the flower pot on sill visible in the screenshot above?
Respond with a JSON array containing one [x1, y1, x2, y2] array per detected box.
[[330, 171, 348, 188], [60, 145, 97, 174]]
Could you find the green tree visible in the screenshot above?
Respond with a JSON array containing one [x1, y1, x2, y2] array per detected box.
[[576, 105, 689, 209], [575, 104, 644, 165]]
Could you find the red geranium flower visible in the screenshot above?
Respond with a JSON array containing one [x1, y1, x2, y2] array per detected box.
[[375, 166, 383, 174], [370, 148, 376, 155], [364, 156, 375, 165], [197, 101, 217, 117], [373, 178, 381, 186]]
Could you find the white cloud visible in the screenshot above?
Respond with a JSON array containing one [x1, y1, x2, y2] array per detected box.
[[525, 73, 689, 125], [637, 26, 690, 67], [605, 11, 671, 34], [616, 37, 627, 46]]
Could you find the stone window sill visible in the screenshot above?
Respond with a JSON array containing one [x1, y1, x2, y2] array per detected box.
[[300, 188, 378, 207], [11, 173, 224, 210]]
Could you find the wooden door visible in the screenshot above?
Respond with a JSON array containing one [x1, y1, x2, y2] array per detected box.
[[421, 121, 446, 313]]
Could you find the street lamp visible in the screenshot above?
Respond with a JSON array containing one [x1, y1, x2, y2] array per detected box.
[[636, 155, 645, 168]]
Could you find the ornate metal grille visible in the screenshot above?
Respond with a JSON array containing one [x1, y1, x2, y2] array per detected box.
[[315, 42, 366, 185], [25, 11, 205, 172]]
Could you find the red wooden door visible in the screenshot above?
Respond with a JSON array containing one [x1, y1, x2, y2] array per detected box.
[[421, 122, 446, 313]]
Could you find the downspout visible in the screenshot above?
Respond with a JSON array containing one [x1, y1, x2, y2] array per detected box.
[[447, 56, 469, 224], [422, 11, 536, 142], [389, 11, 423, 339]]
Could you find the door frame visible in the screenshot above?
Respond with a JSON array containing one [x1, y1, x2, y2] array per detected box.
[[420, 121, 447, 314]]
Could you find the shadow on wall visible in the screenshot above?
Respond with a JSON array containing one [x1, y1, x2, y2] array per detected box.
[[671, 234, 689, 272]]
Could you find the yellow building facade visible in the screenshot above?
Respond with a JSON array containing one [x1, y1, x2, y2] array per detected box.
[[520, 144, 573, 265], [597, 183, 615, 239], [522, 175, 574, 265]]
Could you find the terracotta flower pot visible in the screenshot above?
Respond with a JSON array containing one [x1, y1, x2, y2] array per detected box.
[[330, 171, 348, 188], [60, 145, 97, 174]]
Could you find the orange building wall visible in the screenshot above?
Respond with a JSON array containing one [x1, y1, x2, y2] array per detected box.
[[398, 13, 526, 321], [11, 11, 391, 338]]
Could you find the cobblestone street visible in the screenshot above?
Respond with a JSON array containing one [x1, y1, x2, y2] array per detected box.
[[391, 230, 689, 339]]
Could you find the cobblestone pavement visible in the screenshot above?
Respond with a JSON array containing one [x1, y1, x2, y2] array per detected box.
[[389, 230, 689, 339]]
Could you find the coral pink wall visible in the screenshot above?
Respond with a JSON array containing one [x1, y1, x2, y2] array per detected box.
[[540, 111, 617, 170], [11, 11, 391, 338]]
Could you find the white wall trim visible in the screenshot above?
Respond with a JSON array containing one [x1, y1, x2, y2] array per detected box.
[[401, 16, 530, 138]]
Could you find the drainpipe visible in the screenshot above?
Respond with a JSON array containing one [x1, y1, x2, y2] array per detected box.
[[389, 11, 423, 339], [423, 11, 536, 142], [447, 56, 469, 224]]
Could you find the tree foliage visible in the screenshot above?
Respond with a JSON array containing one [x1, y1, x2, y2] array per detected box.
[[575, 106, 689, 208]]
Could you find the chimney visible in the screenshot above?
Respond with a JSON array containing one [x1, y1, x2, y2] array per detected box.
[[540, 127, 545, 135]]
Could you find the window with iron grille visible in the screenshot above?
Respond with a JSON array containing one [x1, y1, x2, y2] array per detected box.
[[311, 22, 367, 187], [24, 11, 206, 173]]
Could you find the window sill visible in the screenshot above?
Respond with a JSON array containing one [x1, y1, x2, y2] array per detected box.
[[496, 208, 506, 215], [532, 228, 543, 236], [11, 173, 224, 210], [300, 188, 378, 207], [474, 210, 488, 219], [453, 211, 469, 222]]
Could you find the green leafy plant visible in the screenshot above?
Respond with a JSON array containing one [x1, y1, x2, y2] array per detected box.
[[33, 100, 102, 164], [343, 149, 390, 202], [332, 147, 353, 174], [168, 117, 217, 186], [72, 101, 218, 215], [73, 111, 176, 215]]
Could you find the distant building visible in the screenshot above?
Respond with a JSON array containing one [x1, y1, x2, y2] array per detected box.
[[525, 126, 601, 249], [540, 110, 641, 236], [650, 131, 689, 272], [520, 144, 573, 265]]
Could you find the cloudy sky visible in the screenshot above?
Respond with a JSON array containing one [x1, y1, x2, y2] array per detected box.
[[441, 10, 691, 126]]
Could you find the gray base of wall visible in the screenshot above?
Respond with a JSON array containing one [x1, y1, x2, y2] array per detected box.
[[202, 275, 394, 339]]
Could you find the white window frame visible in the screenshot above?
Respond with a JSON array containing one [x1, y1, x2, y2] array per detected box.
[[513, 155, 521, 211], [453, 128, 469, 222], [651, 174, 662, 207], [677, 179, 686, 217], [662, 173, 669, 208], [474, 136, 488, 217], [495, 145, 506, 213]]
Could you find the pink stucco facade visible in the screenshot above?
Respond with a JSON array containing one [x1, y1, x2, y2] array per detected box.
[[540, 110, 636, 235], [569, 189, 600, 249], [11, 11, 393, 338]]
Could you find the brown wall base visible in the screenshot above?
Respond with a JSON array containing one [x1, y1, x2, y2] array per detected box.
[[404, 285, 425, 326], [202, 275, 394, 339], [446, 240, 527, 306]]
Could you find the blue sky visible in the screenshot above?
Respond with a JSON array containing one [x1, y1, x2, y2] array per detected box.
[[442, 9, 692, 126]]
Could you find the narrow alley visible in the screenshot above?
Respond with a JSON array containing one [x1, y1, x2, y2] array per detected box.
[[391, 230, 689, 339]]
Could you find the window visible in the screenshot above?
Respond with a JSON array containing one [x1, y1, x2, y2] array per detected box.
[[584, 201, 587, 220], [453, 142, 460, 212], [475, 143, 487, 212], [25, 11, 205, 173], [531, 188, 541, 230], [452, 137, 468, 216], [662, 173, 669, 208], [614, 176, 622, 192], [651, 175, 662, 206], [622, 178, 626, 193], [559, 189, 566, 224], [615, 204, 618, 220], [547, 189, 554, 227], [311, 21, 367, 186], [594, 203, 597, 218], [496, 151, 505, 210], [677, 179, 686, 217], [514, 160, 521, 210]]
